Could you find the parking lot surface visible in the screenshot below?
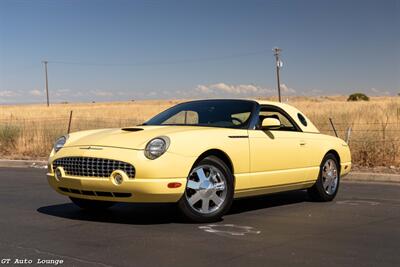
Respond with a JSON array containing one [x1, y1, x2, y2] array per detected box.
[[0, 167, 399, 267]]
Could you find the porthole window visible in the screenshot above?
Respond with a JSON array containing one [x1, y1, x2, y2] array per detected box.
[[297, 113, 307, 127]]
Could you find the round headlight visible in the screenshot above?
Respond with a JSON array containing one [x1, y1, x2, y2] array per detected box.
[[54, 135, 68, 153], [144, 136, 170, 160]]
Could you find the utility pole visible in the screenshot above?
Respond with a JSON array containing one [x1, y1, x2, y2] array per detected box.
[[42, 60, 50, 107], [273, 47, 283, 102]]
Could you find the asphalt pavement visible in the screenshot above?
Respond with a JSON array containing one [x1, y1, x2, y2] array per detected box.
[[0, 167, 399, 267]]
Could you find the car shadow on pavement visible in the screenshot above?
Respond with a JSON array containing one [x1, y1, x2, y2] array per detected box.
[[37, 190, 310, 225], [228, 189, 309, 215], [37, 202, 182, 225]]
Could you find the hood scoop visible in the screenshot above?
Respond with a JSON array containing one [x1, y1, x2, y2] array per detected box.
[[121, 127, 144, 132]]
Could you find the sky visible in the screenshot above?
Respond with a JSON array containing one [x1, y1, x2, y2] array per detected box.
[[0, 0, 399, 103]]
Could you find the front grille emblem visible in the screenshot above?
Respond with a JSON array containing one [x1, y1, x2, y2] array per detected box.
[[80, 146, 103, 150]]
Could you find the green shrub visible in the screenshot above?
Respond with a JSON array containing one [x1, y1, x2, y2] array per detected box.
[[347, 93, 370, 101], [0, 124, 21, 151]]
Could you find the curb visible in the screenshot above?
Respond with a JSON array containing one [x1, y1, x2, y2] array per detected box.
[[0, 159, 399, 183], [0, 159, 47, 169], [343, 172, 400, 183]]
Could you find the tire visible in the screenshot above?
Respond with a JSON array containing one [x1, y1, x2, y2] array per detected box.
[[308, 153, 340, 202], [70, 197, 114, 210], [178, 156, 234, 223]]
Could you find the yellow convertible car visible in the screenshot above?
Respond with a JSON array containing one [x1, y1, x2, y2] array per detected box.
[[47, 99, 351, 222]]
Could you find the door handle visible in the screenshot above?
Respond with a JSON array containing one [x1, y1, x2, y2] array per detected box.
[[299, 141, 306, 146]]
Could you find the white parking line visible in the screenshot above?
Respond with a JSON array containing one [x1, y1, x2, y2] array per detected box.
[[199, 224, 261, 237]]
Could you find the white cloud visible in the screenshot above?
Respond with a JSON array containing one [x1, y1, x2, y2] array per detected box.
[[196, 85, 211, 94], [56, 89, 71, 94], [370, 88, 390, 95], [52, 89, 72, 98], [280, 83, 296, 94], [90, 90, 114, 97], [306, 89, 323, 96], [195, 83, 274, 96], [0, 90, 18, 97], [29, 89, 43, 96]]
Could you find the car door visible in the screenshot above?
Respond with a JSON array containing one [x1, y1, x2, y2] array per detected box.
[[248, 105, 314, 189]]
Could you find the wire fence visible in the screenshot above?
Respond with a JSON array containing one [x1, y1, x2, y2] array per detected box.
[[1, 115, 400, 139], [0, 114, 399, 166]]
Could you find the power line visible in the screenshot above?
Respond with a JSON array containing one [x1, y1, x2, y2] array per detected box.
[[46, 49, 271, 67]]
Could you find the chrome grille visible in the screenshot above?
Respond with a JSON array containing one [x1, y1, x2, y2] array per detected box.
[[52, 157, 135, 178]]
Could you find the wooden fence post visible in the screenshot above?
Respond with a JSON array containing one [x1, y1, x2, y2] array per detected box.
[[67, 110, 73, 134], [345, 127, 352, 144], [329, 118, 338, 137]]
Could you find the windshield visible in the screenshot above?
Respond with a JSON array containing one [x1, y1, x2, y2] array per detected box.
[[144, 99, 256, 129]]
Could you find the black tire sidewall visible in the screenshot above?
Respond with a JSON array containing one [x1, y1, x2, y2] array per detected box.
[[314, 154, 340, 201], [178, 156, 234, 222]]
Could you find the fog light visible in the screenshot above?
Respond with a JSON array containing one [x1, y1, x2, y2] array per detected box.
[[55, 167, 63, 181], [114, 174, 123, 185]]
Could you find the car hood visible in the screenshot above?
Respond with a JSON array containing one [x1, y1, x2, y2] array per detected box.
[[65, 125, 211, 150]]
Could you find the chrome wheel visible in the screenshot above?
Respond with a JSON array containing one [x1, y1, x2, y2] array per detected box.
[[185, 164, 227, 214], [322, 159, 338, 195]]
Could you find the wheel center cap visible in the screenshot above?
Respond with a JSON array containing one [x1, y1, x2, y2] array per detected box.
[[199, 180, 213, 197]]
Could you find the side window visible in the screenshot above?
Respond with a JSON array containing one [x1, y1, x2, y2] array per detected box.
[[162, 110, 199, 125], [231, 111, 251, 126], [258, 107, 299, 131]]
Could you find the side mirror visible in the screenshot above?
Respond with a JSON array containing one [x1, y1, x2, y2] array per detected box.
[[261, 118, 281, 129]]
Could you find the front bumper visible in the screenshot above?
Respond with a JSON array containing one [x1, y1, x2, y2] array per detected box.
[[47, 173, 186, 203], [47, 146, 196, 203], [341, 161, 352, 177]]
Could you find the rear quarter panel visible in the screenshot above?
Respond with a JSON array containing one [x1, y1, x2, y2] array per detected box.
[[301, 133, 351, 174]]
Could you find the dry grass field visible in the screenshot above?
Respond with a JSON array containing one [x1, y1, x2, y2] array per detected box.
[[0, 96, 399, 167]]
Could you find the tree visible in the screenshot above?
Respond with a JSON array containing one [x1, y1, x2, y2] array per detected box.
[[347, 93, 369, 101]]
